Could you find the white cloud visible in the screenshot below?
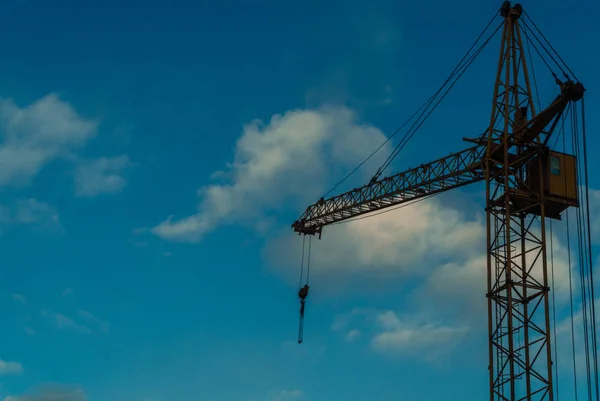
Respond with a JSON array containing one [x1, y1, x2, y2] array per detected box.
[[370, 310, 468, 360], [331, 307, 365, 332], [554, 297, 600, 388], [77, 310, 110, 333], [382, 84, 393, 105], [3, 386, 86, 401], [414, 225, 576, 324], [265, 196, 483, 281], [74, 155, 131, 197], [14, 199, 62, 231], [12, 293, 26, 304], [0, 94, 97, 187], [0, 199, 62, 233], [271, 389, 302, 401], [0, 93, 127, 199], [588, 188, 600, 243], [331, 308, 468, 362], [345, 329, 362, 341], [41, 310, 91, 334], [130, 239, 149, 248], [207, 106, 595, 364], [40, 309, 109, 335], [145, 103, 600, 366], [0, 360, 23, 374], [314, 199, 585, 364], [150, 106, 390, 242]]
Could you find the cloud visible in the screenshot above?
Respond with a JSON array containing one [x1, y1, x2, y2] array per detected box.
[[588, 188, 600, 243], [0, 360, 23, 374], [74, 155, 131, 197], [381, 84, 393, 105], [271, 389, 302, 401], [145, 102, 599, 367], [265, 196, 484, 281], [3, 386, 86, 401], [217, 106, 593, 364], [346, 329, 361, 342], [40, 309, 109, 335], [0, 199, 62, 233], [14, 199, 62, 231], [414, 225, 576, 324], [77, 310, 110, 333], [313, 195, 584, 364], [0, 94, 97, 187], [554, 297, 600, 386], [130, 239, 149, 248], [150, 106, 390, 242], [331, 308, 468, 362], [331, 307, 365, 332], [370, 311, 469, 360], [12, 293, 26, 304], [41, 310, 91, 334]]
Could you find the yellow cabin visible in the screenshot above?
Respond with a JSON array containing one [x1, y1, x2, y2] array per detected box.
[[525, 150, 579, 219]]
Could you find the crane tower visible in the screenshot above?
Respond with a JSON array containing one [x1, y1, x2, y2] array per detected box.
[[291, 3, 594, 401]]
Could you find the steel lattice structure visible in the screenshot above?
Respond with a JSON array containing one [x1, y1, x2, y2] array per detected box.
[[485, 6, 555, 400], [291, 3, 586, 401]]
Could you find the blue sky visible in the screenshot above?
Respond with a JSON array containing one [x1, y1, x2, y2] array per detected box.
[[0, 0, 598, 400]]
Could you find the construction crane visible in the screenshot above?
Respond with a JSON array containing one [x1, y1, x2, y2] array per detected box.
[[291, 2, 598, 401]]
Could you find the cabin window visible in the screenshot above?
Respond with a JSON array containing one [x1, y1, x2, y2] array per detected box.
[[550, 155, 561, 175]]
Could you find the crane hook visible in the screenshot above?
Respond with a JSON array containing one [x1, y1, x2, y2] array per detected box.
[[297, 284, 310, 344]]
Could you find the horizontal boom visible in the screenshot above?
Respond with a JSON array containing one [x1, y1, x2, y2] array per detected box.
[[292, 145, 487, 235]]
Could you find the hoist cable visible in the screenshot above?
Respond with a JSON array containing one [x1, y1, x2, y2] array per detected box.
[[578, 110, 593, 401], [522, 11, 578, 81], [548, 109, 568, 401], [573, 99, 598, 400], [297, 235, 313, 345], [298, 235, 306, 288], [575, 102, 598, 399], [379, 40, 484, 173], [297, 234, 306, 344], [523, 19, 542, 112], [580, 96, 600, 401], [551, 106, 568, 151], [319, 8, 503, 199], [306, 236, 312, 285], [537, 27, 560, 398], [567, 214, 580, 401], [297, 309, 304, 344], [550, 219, 560, 400], [564, 125, 579, 401], [320, 98, 430, 199], [521, 20, 566, 79], [572, 103, 593, 399], [519, 21, 557, 77], [379, 21, 503, 175], [378, 12, 503, 176]]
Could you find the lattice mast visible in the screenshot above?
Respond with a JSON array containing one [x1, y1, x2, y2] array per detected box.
[[485, 4, 550, 401]]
